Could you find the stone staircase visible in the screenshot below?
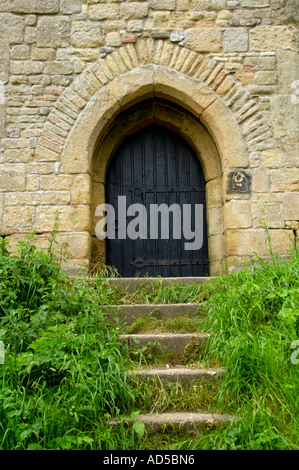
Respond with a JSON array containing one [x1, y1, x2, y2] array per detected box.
[[104, 276, 235, 436]]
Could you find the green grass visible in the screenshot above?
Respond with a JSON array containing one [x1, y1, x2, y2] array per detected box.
[[194, 246, 299, 450], [0, 231, 138, 450], [90, 276, 207, 305], [0, 225, 298, 450]]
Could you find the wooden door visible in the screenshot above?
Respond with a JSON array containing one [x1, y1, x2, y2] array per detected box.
[[106, 124, 209, 277]]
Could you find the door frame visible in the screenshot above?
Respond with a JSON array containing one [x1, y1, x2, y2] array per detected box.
[[91, 99, 224, 276]]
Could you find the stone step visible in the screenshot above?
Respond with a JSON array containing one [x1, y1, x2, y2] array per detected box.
[[130, 412, 236, 434], [103, 303, 203, 326], [105, 276, 212, 293], [129, 367, 225, 387], [120, 333, 209, 363]]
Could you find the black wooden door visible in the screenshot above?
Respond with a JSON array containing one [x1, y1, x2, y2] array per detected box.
[[106, 124, 209, 277]]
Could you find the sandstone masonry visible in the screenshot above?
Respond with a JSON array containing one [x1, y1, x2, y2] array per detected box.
[[0, 0, 298, 275]]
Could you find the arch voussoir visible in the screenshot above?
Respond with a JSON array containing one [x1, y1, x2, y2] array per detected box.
[[35, 38, 274, 165]]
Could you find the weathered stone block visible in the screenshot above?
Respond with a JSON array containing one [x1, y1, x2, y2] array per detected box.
[[0, 1, 14, 13], [39, 175, 73, 191], [10, 60, 44, 75], [206, 178, 222, 208], [224, 200, 252, 230], [24, 26, 37, 44], [106, 32, 122, 47], [150, 0, 176, 10], [270, 95, 299, 138], [36, 206, 74, 232], [127, 20, 144, 33], [235, 71, 254, 85], [252, 202, 284, 228], [202, 101, 249, 170], [241, 0, 269, 6], [3, 206, 35, 232], [0, 14, 24, 44], [225, 229, 267, 257], [283, 193, 299, 222], [31, 48, 56, 61], [56, 232, 91, 259], [71, 175, 91, 205], [191, 0, 226, 9], [74, 206, 91, 232], [207, 207, 222, 235], [208, 234, 223, 262], [0, 164, 26, 192], [4, 149, 35, 163], [270, 169, 299, 192], [250, 25, 297, 51], [255, 71, 276, 85], [37, 17, 71, 48], [43, 61, 74, 75], [12, 0, 60, 14], [244, 55, 276, 71], [26, 175, 39, 191], [223, 28, 248, 52], [268, 229, 294, 255], [11, 45, 30, 60], [216, 74, 235, 96], [252, 167, 269, 193], [120, 2, 149, 19], [26, 15, 37, 27], [283, 137, 299, 168], [89, 4, 120, 21], [276, 50, 299, 94], [27, 162, 56, 174], [60, 0, 82, 14], [0, 44, 9, 83], [5, 191, 71, 206], [177, 0, 191, 11], [260, 149, 285, 168], [185, 28, 222, 53]]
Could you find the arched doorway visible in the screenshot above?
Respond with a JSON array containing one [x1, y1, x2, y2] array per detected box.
[[91, 96, 224, 277], [105, 124, 209, 277]]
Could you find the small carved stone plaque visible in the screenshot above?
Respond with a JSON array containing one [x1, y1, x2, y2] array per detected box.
[[227, 170, 251, 194]]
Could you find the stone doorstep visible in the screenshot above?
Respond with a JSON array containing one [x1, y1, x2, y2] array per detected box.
[[131, 412, 237, 433], [120, 333, 209, 362], [102, 303, 204, 326], [105, 276, 213, 293], [110, 412, 236, 434], [129, 367, 226, 386]]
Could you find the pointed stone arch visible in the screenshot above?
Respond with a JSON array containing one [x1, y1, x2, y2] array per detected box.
[[33, 39, 275, 275]]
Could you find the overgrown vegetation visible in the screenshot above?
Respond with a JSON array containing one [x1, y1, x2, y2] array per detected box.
[[0, 230, 138, 450], [195, 242, 299, 450], [0, 223, 298, 450]]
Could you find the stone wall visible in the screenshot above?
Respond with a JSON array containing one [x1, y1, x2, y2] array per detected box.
[[0, 0, 298, 274]]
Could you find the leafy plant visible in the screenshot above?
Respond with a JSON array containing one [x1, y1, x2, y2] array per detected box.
[[0, 229, 134, 450]]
